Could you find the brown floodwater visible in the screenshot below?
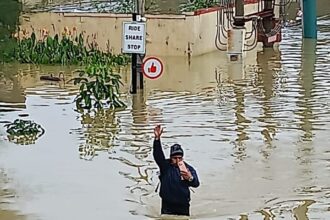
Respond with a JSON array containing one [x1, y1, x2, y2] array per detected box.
[[1, 14, 330, 220]]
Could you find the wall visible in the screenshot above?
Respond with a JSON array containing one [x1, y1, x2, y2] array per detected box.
[[19, 2, 262, 57]]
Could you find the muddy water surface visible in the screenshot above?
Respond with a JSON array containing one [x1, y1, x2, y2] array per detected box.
[[1, 12, 330, 220]]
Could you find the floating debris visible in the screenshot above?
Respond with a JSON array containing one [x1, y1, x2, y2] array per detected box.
[[4, 119, 45, 145]]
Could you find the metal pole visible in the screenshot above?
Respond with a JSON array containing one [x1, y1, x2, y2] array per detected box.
[[136, 0, 145, 91], [302, 0, 317, 39], [228, 0, 245, 63], [262, 0, 274, 47], [130, 0, 146, 94], [138, 54, 144, 89], [136, 0, 140, 14], [234, 0, 245, 27], [130, 13, 138, 94]]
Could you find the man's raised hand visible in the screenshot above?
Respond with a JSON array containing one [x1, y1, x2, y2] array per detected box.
[[154, 125, 163, 140]]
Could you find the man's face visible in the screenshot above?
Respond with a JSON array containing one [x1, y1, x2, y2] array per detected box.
[[170, 155, 183, 165]]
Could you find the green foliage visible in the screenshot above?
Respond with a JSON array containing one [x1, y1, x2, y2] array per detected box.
[[0, 37, 17, 62], [12, 30, 130, 66], [180, 0, 219, 12], [14, 32, 87, 65], [83, 49, 130, 67], [113, 0, 134, 13], [0, 0, 22, 62], [73, 62, 126, 110], [12, 30, 129, 111], [4, 119, 45, 145], [87, 0, 159, 14], [0, 0, 21, 28], [145, 0, 160, 13]]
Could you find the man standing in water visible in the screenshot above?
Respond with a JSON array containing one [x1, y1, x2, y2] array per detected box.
[[153, 125, 200, 216]]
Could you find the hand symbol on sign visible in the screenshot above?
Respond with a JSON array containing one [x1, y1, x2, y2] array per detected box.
[[142, 57, 163, 79], [148, 63, 157, 73]]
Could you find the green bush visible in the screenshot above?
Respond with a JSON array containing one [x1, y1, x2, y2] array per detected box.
[[73, 63, 126, 110], [180, 0, 219, 12], [11, 30, 129, 111]]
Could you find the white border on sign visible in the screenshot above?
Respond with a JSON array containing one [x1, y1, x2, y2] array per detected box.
[[142, 57, 164, 79], [122, 21, 146, 54]]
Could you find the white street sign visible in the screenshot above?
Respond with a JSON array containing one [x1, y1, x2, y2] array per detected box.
[[122, 22, 146, 54], [142, 57, 164, 79]]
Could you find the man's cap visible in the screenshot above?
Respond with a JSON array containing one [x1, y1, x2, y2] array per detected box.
[[170, 144, 184, 157]]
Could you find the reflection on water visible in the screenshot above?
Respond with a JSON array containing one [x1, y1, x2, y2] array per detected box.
[[293, 200, 315, 220], [0, 69, 26, 111], [296, 39, 317, 142], [78, 109, 120, 160], [0, 170, 26, 220], [1, 12, 330, 220]]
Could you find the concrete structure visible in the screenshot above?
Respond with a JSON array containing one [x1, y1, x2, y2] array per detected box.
[[19, 2, 264, 57]]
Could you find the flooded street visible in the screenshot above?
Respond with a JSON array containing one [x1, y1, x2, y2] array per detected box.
[[1, 3, 330, 220]]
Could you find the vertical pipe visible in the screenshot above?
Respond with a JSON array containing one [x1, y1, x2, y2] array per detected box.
[[136, 0, 145, 91], [262, 0, 274, 47], [139, 55, 144, 89], [130, 13, 137, 94], [264, 0, 272, 9], [131, 55, 138, 94], [131, 1, 144, 92], [234, 0, 245, 26], [302, 0, 317, 39]]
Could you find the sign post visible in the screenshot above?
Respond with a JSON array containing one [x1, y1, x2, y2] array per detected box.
[[122, 21, 146, 54], [122, 15, 146, 94]]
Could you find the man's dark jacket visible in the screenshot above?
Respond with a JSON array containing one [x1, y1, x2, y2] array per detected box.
[[153, 139, 200, 205]]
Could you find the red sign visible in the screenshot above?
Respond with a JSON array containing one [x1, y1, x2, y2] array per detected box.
[[268, 35, 277, 43], [142, 57, 164, 79]]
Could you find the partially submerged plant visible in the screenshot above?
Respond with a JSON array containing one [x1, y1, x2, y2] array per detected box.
[[10, 27, 129, 111], [12, 27, 129, 66], [73, 62, 126, 110], [4, 119, 45, 145], [14, 30, 88, 65]]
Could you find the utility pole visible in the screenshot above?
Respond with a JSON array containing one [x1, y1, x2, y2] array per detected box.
[[302, 0, 317, 39], [233, 0, 245, 27], [262, 0, 274, 47], [130, 0, 145, 94], [131, 13, 138, 94], [228, 0, 245, 62], [137, 0, 145, 90]]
